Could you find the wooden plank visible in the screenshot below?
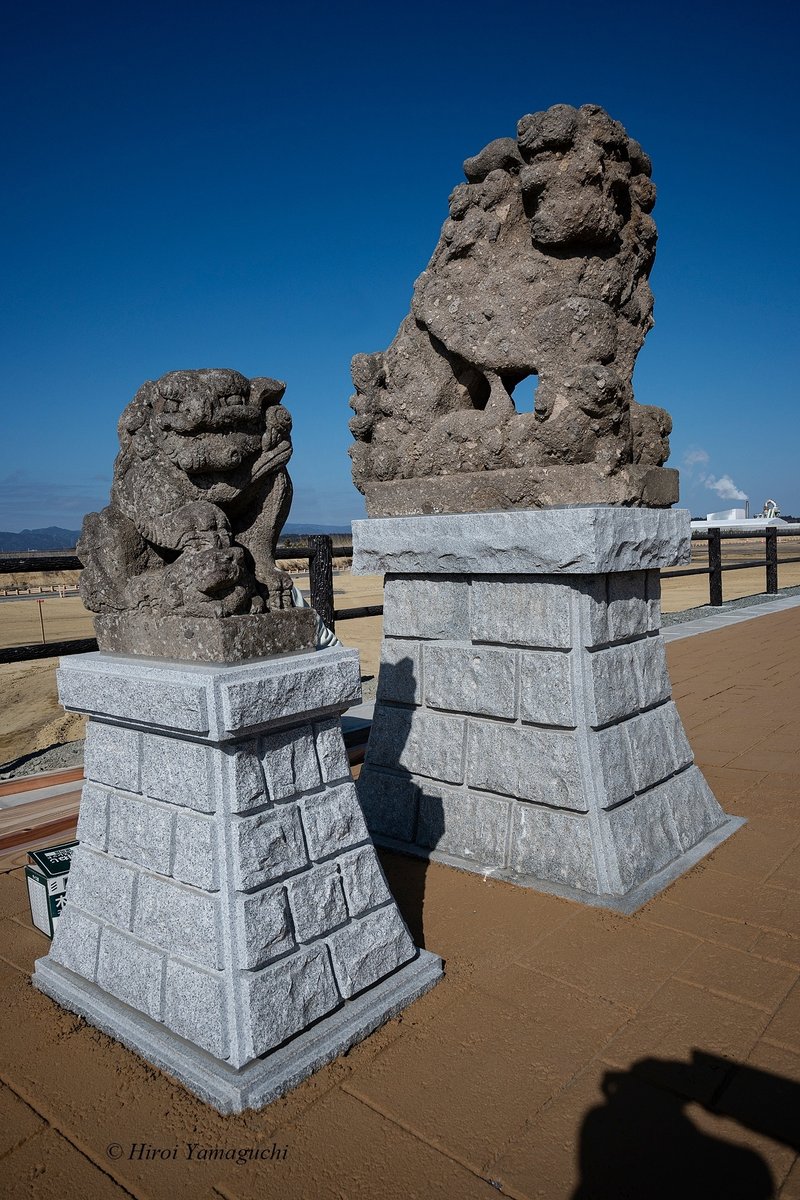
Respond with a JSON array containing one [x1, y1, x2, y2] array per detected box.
[[0, 825, 79, 871], [0, 814, 79, 853], [0, 790, 82, 838], [0, 768, 84, 798]]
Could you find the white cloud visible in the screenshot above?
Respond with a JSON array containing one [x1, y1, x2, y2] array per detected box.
[[683, 447, 710, 468], [705, 474, 748, 502]]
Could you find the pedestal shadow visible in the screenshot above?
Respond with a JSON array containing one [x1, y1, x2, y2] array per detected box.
[[364, 655, 445, 951]]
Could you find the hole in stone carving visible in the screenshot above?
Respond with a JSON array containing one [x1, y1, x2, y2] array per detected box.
[[500, 371, 539, 412], [427, 332, 492, 412], [457, 364, 492, 411]]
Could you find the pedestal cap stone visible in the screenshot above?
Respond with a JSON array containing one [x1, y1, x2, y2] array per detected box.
[[352, 507, 691, 577]]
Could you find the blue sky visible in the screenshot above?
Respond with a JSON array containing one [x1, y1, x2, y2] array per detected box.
[[1, 0, 797, 529]]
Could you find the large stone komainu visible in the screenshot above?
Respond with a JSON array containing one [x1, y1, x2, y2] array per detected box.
[[349, 104, 677, 515], [79, 368, 316, 659]]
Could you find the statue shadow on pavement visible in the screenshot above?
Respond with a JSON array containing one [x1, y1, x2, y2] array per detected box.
[[573, 1049, 800, 1200], [361, 654, 445, 953]]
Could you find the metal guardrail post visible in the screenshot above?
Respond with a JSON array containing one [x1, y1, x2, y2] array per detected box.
[[708, 528, 723, 606], [765, 528, 778, 594], [308, 535, 335, 632]]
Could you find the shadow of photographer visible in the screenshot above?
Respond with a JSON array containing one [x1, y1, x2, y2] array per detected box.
[[573, 1049, 799, 1199]]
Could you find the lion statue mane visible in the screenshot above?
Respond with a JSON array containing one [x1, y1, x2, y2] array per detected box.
[[79, 368, 296, 619]]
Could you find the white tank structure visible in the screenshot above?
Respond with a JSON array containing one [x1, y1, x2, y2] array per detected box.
[[692, 499, 792, 531]]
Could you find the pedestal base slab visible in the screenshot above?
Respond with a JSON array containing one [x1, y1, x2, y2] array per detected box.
[[33, 951, 442, 1114], [373, 816, 745, 915]]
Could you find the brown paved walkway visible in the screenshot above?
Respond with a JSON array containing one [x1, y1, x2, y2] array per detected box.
[[0, 609, 799, 1199]]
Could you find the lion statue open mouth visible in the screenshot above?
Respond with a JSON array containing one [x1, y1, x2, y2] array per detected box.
[[349, 103, 676, 515], [79, 369, 296, 620]]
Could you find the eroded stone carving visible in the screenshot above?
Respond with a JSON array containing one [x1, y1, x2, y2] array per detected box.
[[79, 369, 316, 659], [349, 104, 678, 516]]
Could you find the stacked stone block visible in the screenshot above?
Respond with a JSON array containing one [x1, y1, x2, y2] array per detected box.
[[34, 647, 442, 1111], [354, 509, 743, 911]]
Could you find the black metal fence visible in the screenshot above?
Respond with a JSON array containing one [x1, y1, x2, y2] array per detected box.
[[662, 527, 800, 607], [1, 527, 798, 664]]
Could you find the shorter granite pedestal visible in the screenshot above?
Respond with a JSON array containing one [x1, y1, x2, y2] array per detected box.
[[353, 508, 744, 913], [33, 646, 441, 1113]]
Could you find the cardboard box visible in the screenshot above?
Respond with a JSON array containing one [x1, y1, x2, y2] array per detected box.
[[25, 841, 78, 938]]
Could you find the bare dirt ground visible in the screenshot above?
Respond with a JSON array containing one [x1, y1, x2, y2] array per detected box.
[[0, 659, 86, 766], [1, 546, 799, 767]]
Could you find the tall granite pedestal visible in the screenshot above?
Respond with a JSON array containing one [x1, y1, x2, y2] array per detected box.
[[33, 646, 441, 1113], [353, 508, 744, 913]]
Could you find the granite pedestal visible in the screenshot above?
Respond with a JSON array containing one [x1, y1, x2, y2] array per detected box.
[[353, 508, 744, 913], [33, 646, 442, 1113]]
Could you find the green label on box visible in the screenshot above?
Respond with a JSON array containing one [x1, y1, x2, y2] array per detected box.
[[28, 841, 78, 878]]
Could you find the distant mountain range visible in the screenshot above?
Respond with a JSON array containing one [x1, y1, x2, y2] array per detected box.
[[0, 527, 82, 552], [0, 522, 353, 553]]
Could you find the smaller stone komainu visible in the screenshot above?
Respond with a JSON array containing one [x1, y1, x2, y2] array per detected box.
[[349, 104, 678, 516], [78, 368, 316, 659]]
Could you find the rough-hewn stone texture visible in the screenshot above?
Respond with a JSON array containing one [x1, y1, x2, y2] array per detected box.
[[97, 927, 164, 1020], [77, 368, 316, 660], [349, 104, 677, 516], [237, 885, 294, 969], [416, 784, 511, 866], [367, 707, 466, 785], [164, 960, 228, 1059], [287, 864, 348, 942], [261, 725, 321, 799], [172, 810, 217, 890], [383, 577, 470, 639], [338, 846, 392, 916], [314, 718, 352, 783], [509, 806, 598, 893], [233, 806, 308, 890], [35, 648, 442, 1112], [519, 651, 574, 727], [327, 907, 416, 999], [75, 784, 110, 852], [424, 644, 516, 718], [353, 508, 690, 578], [467, 721, 585, 810], [354, 509, 741, 912], [301, 783, 370, 860], [245, 946, 341, 1058]]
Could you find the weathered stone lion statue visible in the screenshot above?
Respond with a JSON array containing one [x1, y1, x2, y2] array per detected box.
[[349, 104, 677, 516], [79, 369, 316, 660]]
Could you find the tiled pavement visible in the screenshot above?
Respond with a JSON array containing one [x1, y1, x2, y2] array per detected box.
[[661, 593, 800, 642], [0, 608, 798, 1198]]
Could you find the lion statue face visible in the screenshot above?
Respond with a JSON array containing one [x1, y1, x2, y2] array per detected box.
[[518, 104, 643, 248], [114, 367, 293, 520], [146, 369, 265, 476]]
